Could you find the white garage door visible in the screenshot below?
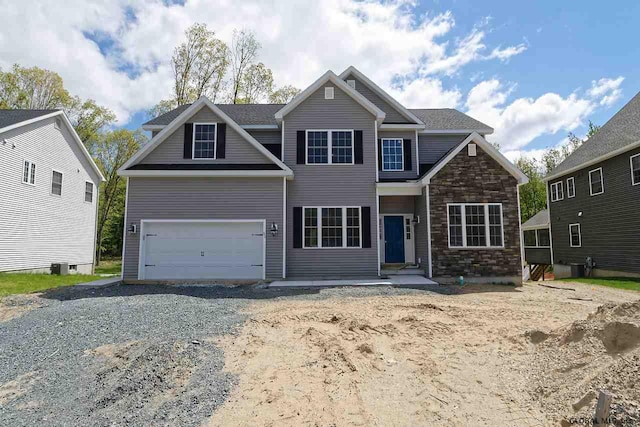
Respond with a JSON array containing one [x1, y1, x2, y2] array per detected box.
[[139, 220, 265, 280]]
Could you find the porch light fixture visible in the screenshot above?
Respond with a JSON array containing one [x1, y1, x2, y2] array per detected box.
[[127, 223, 137, 235], [270, 222, 279, 237], [412, 216, 420, 224]]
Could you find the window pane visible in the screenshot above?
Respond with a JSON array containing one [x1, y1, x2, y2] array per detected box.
[[590, 170, 603, 194], [382, 139, 403, 171], [633, 156, 640, 184], [524, 230, 537, 247], [307, 131, 328, 164], [331, 131, 353, 164], [488, 205, 502, 246], [537, 229, 550, 247], [85, 182, 93, 203], [51, 171, 62, 196], [23, 161, 30, 183], [304, 208, 318, 247], [193, 124, 216, 158], [567, 178, 575, 197], [30, 163, 36, 184], [346, 207, 360, 247], [321, 208, 343, 247], [570, 225, 581, 246], [465, 205, 486, 247], [448, 205, 463, 247]]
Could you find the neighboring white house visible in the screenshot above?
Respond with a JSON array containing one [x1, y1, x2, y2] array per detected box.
[[0, 110, 105, 274]]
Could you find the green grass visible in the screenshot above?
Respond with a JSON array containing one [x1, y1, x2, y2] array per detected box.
[[557, 276, 640, 292], [0, 273, 102, 297], [95, 259, 122, 275]]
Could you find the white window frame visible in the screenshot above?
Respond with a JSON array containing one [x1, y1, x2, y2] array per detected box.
[[550, 181, 564, 202], [569, 223, 582, 248], [50, 169, 63, 197], [84, 181, 94, 203], [630, 153, 640, 186], [302, 206, 362, 249], [305, 130, 354, 165], [446, 203, 505, 249], [192, 122, 217, 160], [566, 177, 575, 198], [523, 228, 551, 248], [22, 159, 36, 186], [589, 167, 604, 196], [381, 138, 404, 171]]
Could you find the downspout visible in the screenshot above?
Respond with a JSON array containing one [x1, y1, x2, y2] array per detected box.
[[517, 184, 525, 282], [282, 176, 287, 279], [546, 182, 555, 266], [120, 177, 129, 280], [426, 184, 433, 278], [92, 179, 100, 274], [375, 120, 381, 276]]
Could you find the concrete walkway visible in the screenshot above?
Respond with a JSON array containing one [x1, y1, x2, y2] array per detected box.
[[269, 275, 438, 288], [73, 277, 121, 289]]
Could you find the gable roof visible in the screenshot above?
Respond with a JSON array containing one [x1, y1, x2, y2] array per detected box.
[[120, 97, 293, 177], [338, 66, 423, 125], [410, 109, 494, 134], [143, 104, 284, 129], [420, 132, 528, 185], [0, 109, 105, 182], [545, 91, 640, 181], [522, 209, 549, 230], [274, 71, 385, 123]]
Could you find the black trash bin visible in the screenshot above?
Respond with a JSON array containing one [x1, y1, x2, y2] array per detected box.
[[570, 263, 584, 277]]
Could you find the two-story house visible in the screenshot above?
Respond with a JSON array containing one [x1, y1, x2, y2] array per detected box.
[[544, 91, 640, 278], [119, 67, 528, 283], [0, 110, 104, 273]]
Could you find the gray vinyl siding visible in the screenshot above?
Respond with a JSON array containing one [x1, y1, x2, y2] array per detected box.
[[0, 117, 100, 272], [548, 147, 640, 274], [283, 82, 379, 278], [380, 196, 415, 214], [414, 188, 429, 273], [344, 74, 410, 124], [141, 105, 270, 164], [379, 130, 417, 180], [122, 177, 284, 280], [418, 134, 467, 165]]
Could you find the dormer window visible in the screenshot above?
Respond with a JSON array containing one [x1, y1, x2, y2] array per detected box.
[[193, 123, 216, 159]]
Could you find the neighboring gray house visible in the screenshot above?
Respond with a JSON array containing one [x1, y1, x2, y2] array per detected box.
[[544, 91, 640, 278], [521, 209, 551, 280], [119, 67, 528, 283], [0, 110, 105, 274]]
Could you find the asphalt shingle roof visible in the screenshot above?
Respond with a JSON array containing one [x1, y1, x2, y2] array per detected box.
[[548, 91, 640, 178], [0, 109, 58, 130], [522, 209, 549, 229], [409, 109, 493, 132]]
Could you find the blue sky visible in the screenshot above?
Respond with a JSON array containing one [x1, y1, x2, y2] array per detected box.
[[0, 0, 636, 160]]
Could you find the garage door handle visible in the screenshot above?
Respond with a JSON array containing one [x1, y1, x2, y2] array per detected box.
[[251, 264, 263, 267]]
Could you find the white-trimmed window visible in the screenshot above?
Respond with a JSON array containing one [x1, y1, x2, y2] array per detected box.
[[306, 130, 353, 164], [51, 170, 63, 196], [381, 138, 404, 171], [630, 153, 640, 186], [193, 123, 216, 159], [589, 167, 604, 195], [566, 177, 575, 198], [22, 160, 36, 185], [523, 228, 551, 248], [550, 181, 564, 202], [85, 182, 94, 203], [448, 203, 504, 248], [569, 223, 581, 247], [405, 217, 411, 240], [303, 206, 361, 248]]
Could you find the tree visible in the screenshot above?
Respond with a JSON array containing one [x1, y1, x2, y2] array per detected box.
[[269, 85, 301, 103], [90, 129, 147, 264], [66, 98, 116, 147], [229, 29, 260, 104], [0, 64, 73, 109], [542, 121, 600, 173], [237, 63, 273, 103], [515, 157, 547, 222]]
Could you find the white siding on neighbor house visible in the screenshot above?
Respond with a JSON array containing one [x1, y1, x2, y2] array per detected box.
[[140, 106, 271, 164], [0, 117, 100, 272]]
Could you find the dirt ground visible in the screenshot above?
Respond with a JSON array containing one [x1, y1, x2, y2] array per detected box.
[[208, 281, 640, 427]]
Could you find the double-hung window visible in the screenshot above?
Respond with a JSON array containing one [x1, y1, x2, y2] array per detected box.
[[630, 153, 640, 186], [566, 177, 575, 198], [381, 138, 403, 171], [550, 181, 564, 202], [448, 203, 504, 248], [303, 207, 361, 248], [51, 170, 63, 196], [22, 160, 36, 185], [193, 123, 216, 159], [569, 223, 581, 247], [523, 229, 551, 247], [306, 130, 353, 164], [589, 167, 604, 195], [85, 182, 94, 203]]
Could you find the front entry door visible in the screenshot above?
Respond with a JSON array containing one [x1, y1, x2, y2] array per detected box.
[[384, 216, 405, 263]]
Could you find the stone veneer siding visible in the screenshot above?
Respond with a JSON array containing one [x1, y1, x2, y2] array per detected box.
[[429, 143, 522, 279]]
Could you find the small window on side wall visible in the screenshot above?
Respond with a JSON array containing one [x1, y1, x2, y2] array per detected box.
[[23, 160, 36, 185], [51, 170, 63, 196], [589, 167, 604, 196], [566, 177, 575, 198], [550, 181, 564, 202], [85, 182, 94, 203], [631, 153, 640, 186], [569, 223, 581, 247], [193, 123, 216, 159]]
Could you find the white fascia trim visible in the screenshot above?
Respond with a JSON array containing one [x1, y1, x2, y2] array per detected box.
[[380, 124, 426, 130], [338, 66, 424, 125], [274, 70, 386, 124], [376, 182, 422, 196], [141, 124, 165, 131], [118, 169, 292, 178], [521, 225, 550, 231], [241, 124, 279, 130], [0, 110, 61, 134], [419, 129, 494, 135], [543, 139, 640, 182], [120, 97, 293, 175], [420, 132, 529, 185]]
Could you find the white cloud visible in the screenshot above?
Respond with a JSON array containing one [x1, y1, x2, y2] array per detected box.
[[588, 77, 624, 106], [0, 0, 528, 124]]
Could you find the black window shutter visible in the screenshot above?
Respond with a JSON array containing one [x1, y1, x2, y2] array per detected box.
[[293, 207, 303, 248], [354, 130, 363, 164], [362, 206, 371, 248], [183, 123, 193, 159], [296, 131, 305, 164], [377, 139, 382, 170], [403, 139, 412, 171], [216, 123, 226, 158]]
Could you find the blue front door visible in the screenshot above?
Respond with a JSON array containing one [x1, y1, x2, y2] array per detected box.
[[384, 216, 405, 263]]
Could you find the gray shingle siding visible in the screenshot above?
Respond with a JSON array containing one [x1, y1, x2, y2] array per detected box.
[[548, 146, 640, 274], [283, 82, 379, 278], [344, 74, 411, 124], [379, 130, 417, 180], [123, 177, 284, 280]]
